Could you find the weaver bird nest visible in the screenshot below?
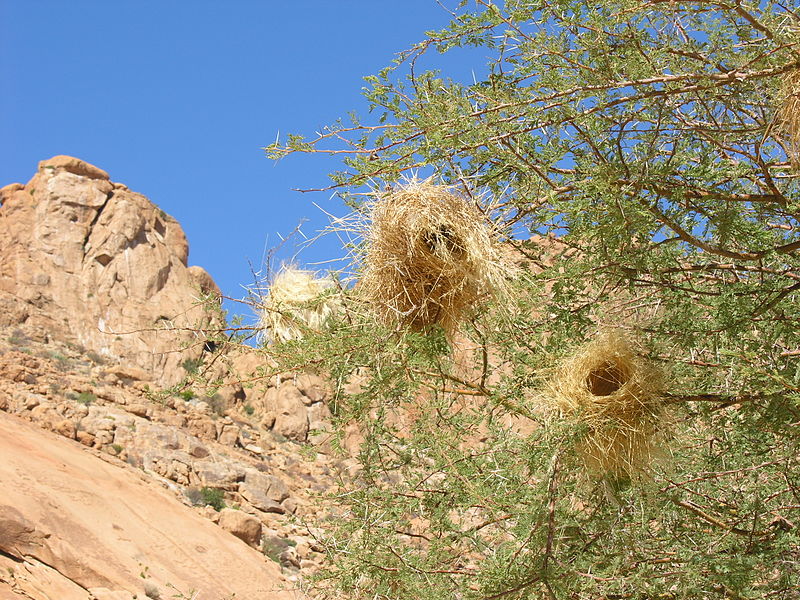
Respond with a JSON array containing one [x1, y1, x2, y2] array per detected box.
[[547, 332, 665, 478], [258, 265, 340, 344], [359, 180, 513, 336]]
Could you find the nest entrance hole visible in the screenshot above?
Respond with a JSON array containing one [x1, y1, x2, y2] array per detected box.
[[422, 223, 466, 258], [586, 360, 629, 396]]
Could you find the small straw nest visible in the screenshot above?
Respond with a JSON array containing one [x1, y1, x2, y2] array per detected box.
[[778, 68, 800, 169], [359, 180, 513, 335], [547, 332, 665, 479], [258, 265, 340, 344]]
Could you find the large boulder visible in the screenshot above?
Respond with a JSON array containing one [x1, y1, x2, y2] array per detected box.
[[0, 412, 296, 600], [217, 508, 263, 548], [0, 156, 221, 386]]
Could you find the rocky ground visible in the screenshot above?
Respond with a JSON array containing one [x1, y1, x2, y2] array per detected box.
[[0, 319, 357, 599]]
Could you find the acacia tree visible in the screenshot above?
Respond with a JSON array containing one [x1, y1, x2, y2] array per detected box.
[[268, 1, 800, 598]]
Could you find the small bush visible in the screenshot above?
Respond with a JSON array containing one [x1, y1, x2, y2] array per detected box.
[[261, 536, 290, 564], [86, 351, 105, 365], [243, 403, 255, 416], [206, 393, 226, 417], [186, 486, 226, 511], [181, 357, 202, 374], [76, 392, 96, 405], [178, 389, 195, 401], [7, 329, 29, 347]]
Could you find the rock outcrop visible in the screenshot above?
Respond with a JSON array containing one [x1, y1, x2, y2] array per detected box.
[[0, 156, 221, 387], [0, 413, 298, 600], [0, 322, 337, 592]]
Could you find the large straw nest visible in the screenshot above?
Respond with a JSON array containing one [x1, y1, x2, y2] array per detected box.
[[258, 265, 340, 344], [547, 332, 665, 478], [359, 180, 513, 335], [778, 68, 800, 169]]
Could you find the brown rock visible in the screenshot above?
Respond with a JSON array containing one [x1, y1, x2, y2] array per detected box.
[[308, 401, 332, 431], [186, 415, 216, 440], [217, 423, 240, 447], [187, 265, 222, 299], [0, 182, 24, 200], [269, 383, 309, 442], [126, 403, 150, 418], [54, 419, 76, 439], [0, 156, 223, 387], [196, 461, 245, 491], [38, 155, 110, 180], [188, 441, 210, 458], [217, 508, 262, 548], [104, 366, 150, 386], [295, 373, 328, 404], [239, 470, 290, 514], [282, 497, 299, 515], [76, 430, 95, 446]]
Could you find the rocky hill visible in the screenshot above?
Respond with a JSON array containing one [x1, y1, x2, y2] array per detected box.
[[0, 158, 346, 600], [0, 156, 220, 388]]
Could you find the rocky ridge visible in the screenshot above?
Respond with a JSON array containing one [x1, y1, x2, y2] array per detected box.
[[0, 156, 221, 388]]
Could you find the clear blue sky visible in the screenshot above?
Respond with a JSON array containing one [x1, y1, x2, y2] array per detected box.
[[1, 1, 486, 323]]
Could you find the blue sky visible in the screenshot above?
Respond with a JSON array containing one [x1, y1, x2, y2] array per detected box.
[[1, 1, 486, 323]]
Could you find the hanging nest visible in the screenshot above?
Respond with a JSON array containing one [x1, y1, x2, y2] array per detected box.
[[359, 180, 513, 336], [547, 332, 665, 479], [258, 265, 340, 344], [778, 68, 800, 169]]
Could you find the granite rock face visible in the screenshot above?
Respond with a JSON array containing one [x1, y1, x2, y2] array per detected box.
[[0, 156, 221, 386], [0, 413, 295, 600]]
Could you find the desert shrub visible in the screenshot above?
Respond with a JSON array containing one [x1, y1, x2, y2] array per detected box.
[[7, 329, 29, 348], [178, 389, 195, 401], [186, 486, 226, 512], [205, 393, 226, 417], [76, 391, 96, 406], [181, 357, 202, 374]]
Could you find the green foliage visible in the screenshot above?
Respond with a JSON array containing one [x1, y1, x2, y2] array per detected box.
[[181, 357, 202, 375], [262, 536, 288, 564], [268, 1, 800, 598], [76, 391, 96, 406], [243, 403, 255, 416], [6, 329, 29, 348], [186, 486, 226, 512]]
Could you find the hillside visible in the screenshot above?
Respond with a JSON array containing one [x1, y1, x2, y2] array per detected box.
[[0, 157, 345, 600]]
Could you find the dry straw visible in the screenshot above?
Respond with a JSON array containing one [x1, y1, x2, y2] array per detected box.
[[359, 179, 513, 336], [547, 332, 665, 478], [778, 68, 800, 169], [258, 265, 340, 344]]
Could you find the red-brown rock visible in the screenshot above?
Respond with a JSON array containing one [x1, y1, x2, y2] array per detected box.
[[0, 156, 222, 386]]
